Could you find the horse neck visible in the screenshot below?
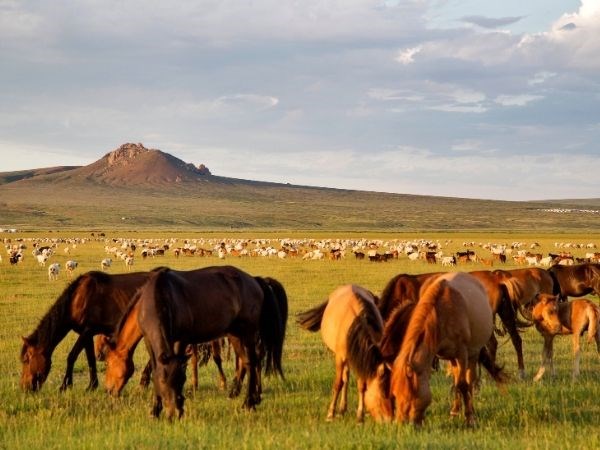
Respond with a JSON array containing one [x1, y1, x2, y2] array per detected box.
[[114, 302, 143, 356], [28, 304, 72, 357], [397, 280, 441, 368]]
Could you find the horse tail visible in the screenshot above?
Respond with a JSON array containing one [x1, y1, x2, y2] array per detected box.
[[346, 288, 384, 380], [547, 266, 563, 299], [478, 346, 509, 385], [264, 277, 288, 338], [256, 277, 286, 379], [499, 284, 532, 330], [149, 268, 176, 364], [296, 301, 328, 332]]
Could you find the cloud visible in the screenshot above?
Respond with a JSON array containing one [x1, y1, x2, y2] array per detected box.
[[396, 46, 422, 65], [214, 94, 279, 111], [494, 94, 544, 106], [461, 15, 524, 29]]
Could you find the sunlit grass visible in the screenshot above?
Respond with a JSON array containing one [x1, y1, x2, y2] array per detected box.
[[1, 231, 599, 448]]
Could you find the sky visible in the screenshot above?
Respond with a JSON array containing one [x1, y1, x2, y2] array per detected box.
[[1, 0, 599, 201]]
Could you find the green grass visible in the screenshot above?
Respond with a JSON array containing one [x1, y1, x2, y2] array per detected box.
[[1, 231, 600, 449]]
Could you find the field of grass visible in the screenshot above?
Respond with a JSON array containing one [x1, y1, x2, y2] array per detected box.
[[1, 231, 600, 449]]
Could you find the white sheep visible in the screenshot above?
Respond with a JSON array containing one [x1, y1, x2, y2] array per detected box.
[[48, 263, 60, 281], [101, 258, 112, 271], [65, 260, 78, 278]]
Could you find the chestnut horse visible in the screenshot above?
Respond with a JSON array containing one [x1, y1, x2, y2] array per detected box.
[[548, 263, 600, 300], [531, 293, 600, 381], [376, 272, 441, 320], [365, 273, 506, 426], [20, 271, 153, 391], [297, 284, 384, 422], [137, 266, 287, 419]]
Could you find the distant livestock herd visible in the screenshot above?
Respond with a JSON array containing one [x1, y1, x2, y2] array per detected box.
[[2, 236, 599, 282]]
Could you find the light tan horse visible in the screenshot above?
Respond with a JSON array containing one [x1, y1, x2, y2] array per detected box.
[[297, 285, 384, 422], [365, 272, 506, 427], [531, 293, 600, 381]]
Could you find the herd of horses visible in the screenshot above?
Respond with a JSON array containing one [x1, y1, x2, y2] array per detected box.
[[19, 262, 600, 426]]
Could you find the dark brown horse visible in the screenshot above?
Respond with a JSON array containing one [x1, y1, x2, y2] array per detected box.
[[137, 266, 287, 419], [20, 271, 153, 391], [548, 263, 600, 300]]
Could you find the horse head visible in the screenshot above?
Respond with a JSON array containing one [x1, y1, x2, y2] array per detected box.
[[364, 363, 394, 423], [393, 357, 432, 426], [155, 351, 187, 420], [532, 294, 562, 335], [104, 347, 135, 396], [20, 336, 51, 392]]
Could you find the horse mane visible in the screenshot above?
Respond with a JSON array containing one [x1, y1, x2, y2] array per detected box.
[[346, 286, 384, 380], [379, 301, 417, 360], [22, 273, 88, 355], [108, 290, 142, 346], [377, 273, 406, 320], [397, 278, 443, 370]]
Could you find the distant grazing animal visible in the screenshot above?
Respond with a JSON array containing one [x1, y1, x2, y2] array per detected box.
[[297, 285, 383, 422], [124, 256, 134, 271], [65, 260, 78, 278], [441, 256, 456, 267], [532, 294, 600, 381], [48, 263, 60, 281], [36, 253, 49, 266], [101, 258, 112, 271]]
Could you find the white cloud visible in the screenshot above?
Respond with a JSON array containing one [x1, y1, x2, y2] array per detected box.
[[395, 46, 422, 65], [494, 94, 544, 106]]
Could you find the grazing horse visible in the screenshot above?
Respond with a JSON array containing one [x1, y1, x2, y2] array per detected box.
[[548, 263, 600, 301], [104, 289, 227, 396], [365, 273, 506, 427], [493, 268, 555, 312], [296, 285, 383, 422], [137, 266, 287, 419], [531, 294, 600, 381], [20, 271, 153, 391]]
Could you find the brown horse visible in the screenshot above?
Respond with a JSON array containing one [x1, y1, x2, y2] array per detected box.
[[532, 293, 600, 381], [493, 268, 555, 312], [548, 263, 600, 300], [20, 271, 153, 391], [377, 272, 441, 320], [365, 273, 506, 427], [104, 291, 227, 396], [297, 284, 384, 422], [137, 266, 287, 419]]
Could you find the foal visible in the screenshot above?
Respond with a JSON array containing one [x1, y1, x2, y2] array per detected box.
[[532, 294, 600, 381]]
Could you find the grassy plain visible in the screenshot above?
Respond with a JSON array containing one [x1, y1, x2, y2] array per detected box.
[[1, 231, 600, 449]]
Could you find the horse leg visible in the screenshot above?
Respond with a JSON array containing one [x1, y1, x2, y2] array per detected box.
[[534, 334, 554, 382], [140, 359, 153, 388], [60, 332, 90, 391], [572, 333, 581, 380], [449, 361, 462, 417], [212, 340, 227, 390], [462, 359, 478, 427], [498, 301, 526, 379], [189, 345, 198, 391], [356, 378, 366, 423], [326, 358, 345, 421], [242, 340, 259, 410], [338, 362, 350, 416], [83, 335, 99, 390]]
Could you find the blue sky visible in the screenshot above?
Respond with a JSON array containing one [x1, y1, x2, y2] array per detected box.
[[1, 0, 598, 200]]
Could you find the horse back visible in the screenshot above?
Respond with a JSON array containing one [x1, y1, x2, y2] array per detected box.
[[321, 285, 380, 355]]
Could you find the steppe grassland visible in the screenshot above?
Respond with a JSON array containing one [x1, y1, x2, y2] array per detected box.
[[1, 231, 600, 449]]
